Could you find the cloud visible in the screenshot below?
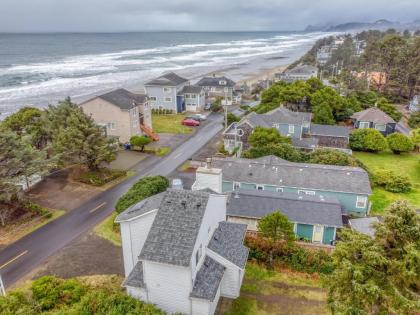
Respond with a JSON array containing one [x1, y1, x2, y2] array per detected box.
[[0, 0, 418, 32]]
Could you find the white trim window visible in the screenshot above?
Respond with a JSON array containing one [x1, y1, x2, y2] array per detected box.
[[359, 121, 370, 129], [276, 187, 283, 192], [107, 122, 116, 130], [149, 96, 157, 101], [298, 190, 315, 196], [256, 185, 264, 191], [163, 87, 172, 93], [375, 124, 386, 132], [164, 97, 172, 102], [272, 123, 280, 128], [356, 196, 368, 208], [288, 124, 295, 134], [233, 182, 240, 190]]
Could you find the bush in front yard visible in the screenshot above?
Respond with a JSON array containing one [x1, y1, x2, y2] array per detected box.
[[115, 176, 169, 213], [386, 133, 414, 154], [350, 129, 388, 152], [373, 169, 412, 193]]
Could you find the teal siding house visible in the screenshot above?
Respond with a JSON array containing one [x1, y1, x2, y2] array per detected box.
[[205, 155, 372, 216], [226, 190, 343, 245]]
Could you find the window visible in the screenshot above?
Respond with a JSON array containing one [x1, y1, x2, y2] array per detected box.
[[210, 87, 216, 92], [233, 182, 240, 190], [149, 96, 157, 101], [359, 121, 370, 129], [163, 87, 171, 93], [164, 97, 172, 102], [224, 87, 229, 92], [298, 190, 315, 196], [375, 124, 386, 131], [256, 185, 264, 191], [272, 123, 280, 128], [190, 94, 197, 99], [288, 124, 295, 134], [107, 122, 116, 130], [356, 196, 367, 208], [276, 187, 283, 192], [219, 80, 226, 85]]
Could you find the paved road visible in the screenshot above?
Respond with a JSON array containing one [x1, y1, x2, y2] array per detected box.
[[0, 114, 223, 288]]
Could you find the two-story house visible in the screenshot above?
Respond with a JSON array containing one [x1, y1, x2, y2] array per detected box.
[[179, 85, 206, 112], [196, 75, 236, 105], [350, 107, 396, 136], [275, 65, 318, 83], [116, 189, 248, 315], [192, 155, 372, 216], [79, 88, 153, 143], [223, 107, 349, 154], [145, 72, 190, 113]]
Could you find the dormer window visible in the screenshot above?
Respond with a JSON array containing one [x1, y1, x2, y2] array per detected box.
[[219, 80, 226, 85]]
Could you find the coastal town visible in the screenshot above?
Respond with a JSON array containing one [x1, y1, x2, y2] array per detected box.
[[0, 25, 419, 315]]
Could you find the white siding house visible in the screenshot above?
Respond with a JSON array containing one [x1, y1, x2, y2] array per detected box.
[[116, 189, 248, 315]]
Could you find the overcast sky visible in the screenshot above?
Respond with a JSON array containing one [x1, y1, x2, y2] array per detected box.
[[0, 0, 419, 32]]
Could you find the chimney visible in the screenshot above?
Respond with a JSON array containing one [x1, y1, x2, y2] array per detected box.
[[192, 158, 223, 193]]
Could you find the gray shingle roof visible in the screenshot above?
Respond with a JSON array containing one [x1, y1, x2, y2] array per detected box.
[[227, 190, 343, 227], [197, 76, 236, 88], [208, 222, 248, 268], [349, 216, 380, 237], [145, 72, 189, 86], [264, 107, 311, 125], [190, 256, 225, 301], [180, 85, 202, 94], [139, 189, 211, 267], [115, 192, 165, 222], [96, 88, 147, 110], [310, 124, 350, 138], [351, 107, 395, 124], [122, 261, 144, 288], [211, 156, 372, 194], [246, 112, 271, 128], [285, 64, 318, 75]]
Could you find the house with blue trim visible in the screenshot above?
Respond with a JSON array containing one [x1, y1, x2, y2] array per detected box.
[[226, 189, 343, 245], [223, 107, 350, 154], [145, 72, 203, 113], [192, 156, 372, 216]]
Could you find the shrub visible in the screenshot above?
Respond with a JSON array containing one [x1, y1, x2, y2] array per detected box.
[[408, 111, 420, 128], [77, 168, 126, 186], [242, 143, 305, 162], [115, 176, 169, 213], [130, 135, 152, 151], [350, 129, 388, 152], [31, 276, 86, 311], [373, 169, 411, 193], [386, 133, 414, 154], [226, 112, 240, 126], [0, 291, 36, 315], [308, 149, 359, 166]]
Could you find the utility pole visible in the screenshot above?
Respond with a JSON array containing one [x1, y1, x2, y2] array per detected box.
[[0, 274, 6, 296], [224, 89, 228, 130]]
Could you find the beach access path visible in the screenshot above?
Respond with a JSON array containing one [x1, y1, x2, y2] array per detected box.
[[0, 113, 223, 288]]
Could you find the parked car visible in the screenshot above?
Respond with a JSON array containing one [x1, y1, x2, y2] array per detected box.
[[186, 114, 206, 121], [204, 102, 212, 110], [171, 178, 183, 190], [182, 118, 200, 126]]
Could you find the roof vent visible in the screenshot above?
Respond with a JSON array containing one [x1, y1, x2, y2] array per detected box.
[[166, 200, 172, 204], [214, 234, 219, 241], [299, 168, 303, 171], [298, 196, 303, 199], [346, 172, 351, 175], [248, 172, 253, 176], [234, 192, 240, 199], [181, 201, 187, 208], [196, 202, 201, 208], [248, 164, 252, 168], [204, 261, 209, 267]]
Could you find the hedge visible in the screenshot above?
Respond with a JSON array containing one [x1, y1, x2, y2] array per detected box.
[[115, 176, 169, 213]]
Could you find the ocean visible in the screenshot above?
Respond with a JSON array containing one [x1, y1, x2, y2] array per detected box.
[[0, 31, 331, 118]]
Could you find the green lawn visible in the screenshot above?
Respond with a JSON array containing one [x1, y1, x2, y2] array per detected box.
[[93, 212, 121, 246], [224, 263, 327, 315], [152, 114, 193, 134], [354, 152, 420, 214]]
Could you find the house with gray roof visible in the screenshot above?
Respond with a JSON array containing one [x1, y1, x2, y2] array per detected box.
[[275, 64, 318, 83], [116, 189, 248, 315], [223, 107, 350, 154], [351, 107, 396, 136], [192, 156, 372, 216], [79, 88, 152, 143], [145, 72, 191, 113], [197, 75, 236, 105], [227, 189, 343, 245], [179, 84, 205, 112]]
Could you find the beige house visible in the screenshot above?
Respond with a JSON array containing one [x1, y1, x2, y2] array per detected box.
[[80, 88, 153, 143]]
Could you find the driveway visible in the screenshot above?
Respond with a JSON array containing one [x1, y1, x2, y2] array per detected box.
[[108, 150, 148, 170], [0, 113, 223, 288]]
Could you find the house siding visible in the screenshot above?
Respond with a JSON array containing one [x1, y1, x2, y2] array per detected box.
[[146, 85, 180, 112], [296, 224, 313, 241], [323, 227, 335, 245], [221, 180, 369, 215], [144, 261, 192, 315], [126, 286, 147, 301], [191, 298, 211, 315], [185, 92, 205, 112]]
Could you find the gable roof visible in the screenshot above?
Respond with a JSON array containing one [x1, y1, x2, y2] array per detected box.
[[207, 222, 248, 268], [190, 256, 225, 301], [196, 76, 236, 88], [211, 156, 372, 195], [227, 190, 343, 227], [180, 85, 203, 94], [139, 189, 211, 267], [90, 88, 147, 110], [284, 64, 318, 75], [145, 72, 189, 86], [351, 107, 395, 124], [264, 107, 311, 125], [310, 124, 350, 138], [122, 261, 144, 288], [115, 192, 165, 222]]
